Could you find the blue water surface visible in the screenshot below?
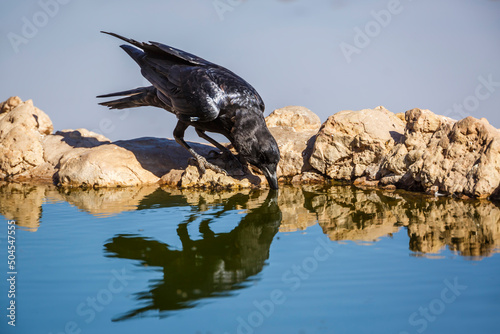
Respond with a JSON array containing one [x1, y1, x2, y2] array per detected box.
[[0, 184, 499, 334]]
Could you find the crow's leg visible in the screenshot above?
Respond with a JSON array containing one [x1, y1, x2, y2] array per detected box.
[[194, 129, 244, 175], [194, 128, 233, 157], [174, 121, 227, 175]]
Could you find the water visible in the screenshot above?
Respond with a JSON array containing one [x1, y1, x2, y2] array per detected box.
[[0, 182, 499, 334]]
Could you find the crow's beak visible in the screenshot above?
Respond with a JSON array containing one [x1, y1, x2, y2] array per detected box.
[[262, 166, 279, 190]]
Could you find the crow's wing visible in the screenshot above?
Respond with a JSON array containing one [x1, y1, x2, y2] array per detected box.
[[101, 31, 213, 67], [140, 57, 265, 122], [139, 63, 224, 122], [148, 41, 215, 67], [102, 32, 265, 121], [146, 40, 265, 112]]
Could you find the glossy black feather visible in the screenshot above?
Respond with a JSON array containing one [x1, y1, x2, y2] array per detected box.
[[98, 32, 279, 189]]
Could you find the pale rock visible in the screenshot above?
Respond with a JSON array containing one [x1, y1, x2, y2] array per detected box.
[[291, 171, 326, 184], [56, 128, 111, 146], [379, 174, 402, 186], [0, 96, 22, 114], [353, 177, 380, 188], [382, 109, 500, 198], [268, 126, 317, 177], [395, 112, 406, 123], [32, 102, 53, 135], [57, 144, 159, 187], [42, 129, 111, 166], [114, 137, 215, 177], [266, 106, 322, 177], [2, 96, 499, 197], [266, 105, 321, 132], [160, 169, 186, 187], [405, 108, 455, 134], [0, 97, 53, 135], [178, 165, 261, 189], [0, 99, 51, 179], [309, 106, 405, 180]]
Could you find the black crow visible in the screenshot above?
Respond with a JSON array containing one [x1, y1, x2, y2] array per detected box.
[[97, 31, 280, 189]]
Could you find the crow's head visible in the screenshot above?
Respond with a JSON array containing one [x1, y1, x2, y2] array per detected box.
[[233, 109, 280, 189], [245, 132, 280, 190]]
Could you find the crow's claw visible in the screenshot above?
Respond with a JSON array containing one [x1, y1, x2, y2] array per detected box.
[[195, 155, 228, 176]]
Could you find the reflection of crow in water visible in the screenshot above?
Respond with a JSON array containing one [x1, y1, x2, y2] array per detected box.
[[104, 190, 281, 321], [97, 31, 280, 189]]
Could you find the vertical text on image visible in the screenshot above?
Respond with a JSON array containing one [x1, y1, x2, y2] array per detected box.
[[7, 220, 17, 327]]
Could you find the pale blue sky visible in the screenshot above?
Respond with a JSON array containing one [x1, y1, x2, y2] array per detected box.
[[1, 0, 499, 141]]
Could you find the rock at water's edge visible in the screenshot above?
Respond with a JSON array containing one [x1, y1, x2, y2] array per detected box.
[[309, 106, 405, 180], [0, 98, 53, 180], [1, 96, 499, 199], [267, 106, 322, 177]]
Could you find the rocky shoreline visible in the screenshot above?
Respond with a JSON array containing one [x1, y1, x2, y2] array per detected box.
[[1, 96, 499, 201]]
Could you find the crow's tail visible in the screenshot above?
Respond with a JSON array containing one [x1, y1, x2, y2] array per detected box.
[[100, 31, 148, 50], [100, 31, 153, 68], [97, 86, 164, 110]]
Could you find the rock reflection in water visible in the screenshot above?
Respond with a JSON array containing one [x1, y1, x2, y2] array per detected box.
[[58, 185, 159, 217], [0, 182, 60, 231], [405, 199, 500, 259], [296, 186, 500, 258], [104, 189, 281, 320], [1, 182, 499, 319], [0, 183, 498, 258]]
